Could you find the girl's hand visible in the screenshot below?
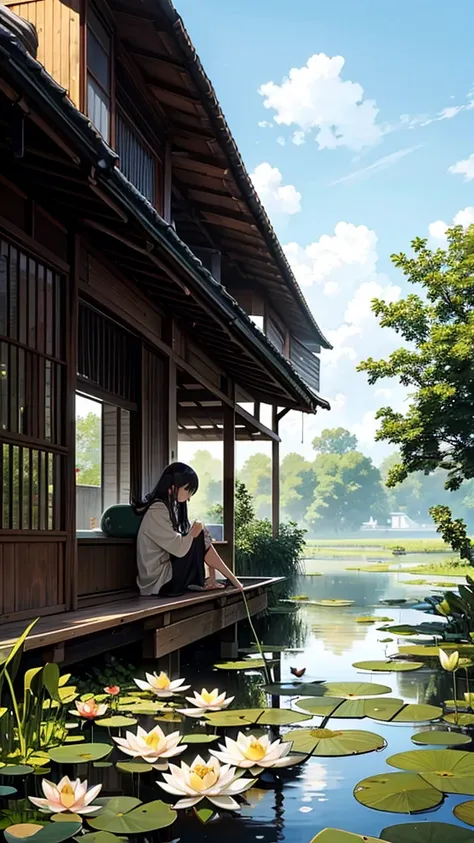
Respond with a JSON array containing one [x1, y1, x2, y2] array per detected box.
[[234, 578, 245, 593], [190, 520, 204, 538]]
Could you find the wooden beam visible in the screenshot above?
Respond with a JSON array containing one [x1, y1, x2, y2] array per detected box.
[[65, 233, 79, 609], [122, 42, 185, 70], [272, 406, 280, 539], [163, 138, 172, 224], [223, 401, 235, 571], [168, 356, 178, 463], [202, 210, 258, 234]]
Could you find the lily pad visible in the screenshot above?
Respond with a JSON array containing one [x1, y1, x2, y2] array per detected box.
[[285, 728, 385, 756], [181, 734, 219, 744], [116, 762, 154, 774], [321, 682, 392, 698], [381, 822, 474, 843], [203, 707, 310, 727], [87, 798, 176, 833], [356, 617, 394, 623], [353, 772, 443, 813], [312, 600, 354, 607], [0, 766, 34, 776], [0, 786, 17, 796], [95, 717, 137, 728], [75, 834, 127, 843], [366, 699, 442, 723], [411, 730, 471, 746], [48, 743, 113, 764], [4, 823, 81, 843], [310, 832, 386, 843], [262, 682, 325, 697], [444, 713, 474, 726], [295, 697, 346, 717], [353, 660, 424, 672], [454, 801, 474, 826], [213, 660, 267, 671], [387, 749, 474, 794], [50, 815, 82, 824]]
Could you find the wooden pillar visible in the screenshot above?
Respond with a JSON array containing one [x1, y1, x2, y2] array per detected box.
[[168, 357, 177, 464], [272, 407, 280, 539], [223, 402, 235, 570], [65, 233, 79, 610], [220, 622, 238, 659]]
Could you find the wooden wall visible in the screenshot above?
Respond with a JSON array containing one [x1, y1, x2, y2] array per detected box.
[[5, 0, 82, 106], [77, 539, 136, 603], [0, 536, 66, 621]]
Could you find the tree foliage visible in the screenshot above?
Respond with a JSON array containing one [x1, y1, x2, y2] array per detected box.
[[358, 226, 474, 557], [312, 427, 358, 455], [76, 412, 101, 486]]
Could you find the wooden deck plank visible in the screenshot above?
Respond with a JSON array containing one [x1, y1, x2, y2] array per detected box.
[[0, 577, 281, 652]]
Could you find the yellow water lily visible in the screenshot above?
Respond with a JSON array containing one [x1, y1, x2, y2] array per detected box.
[[134, 671, 190, 698], [113, 724, 186, 764], [210, 732, 300, 772], [177, 688, 234, 717], [29, 776, 102, 815], [439, 649, 460, 672], [157, 755, 255, 810]]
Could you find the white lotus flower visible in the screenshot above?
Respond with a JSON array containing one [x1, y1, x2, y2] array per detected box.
[[113, 724, 187, 764], [177, 687, 234, 717], [134, 671, 190, 698], [29, 776, 102, 815], [157, 755, 255, 810], [70, 699, 108, 719], [210, 732, 300, 772]]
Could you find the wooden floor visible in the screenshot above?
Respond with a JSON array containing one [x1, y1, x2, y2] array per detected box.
[[0, 577, 281, 663]]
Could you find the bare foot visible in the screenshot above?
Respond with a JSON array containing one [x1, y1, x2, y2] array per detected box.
[[205, 580, 225, 590]]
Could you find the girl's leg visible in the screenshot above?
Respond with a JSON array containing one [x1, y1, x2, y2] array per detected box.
[[205, 543, 244, 591], [160, 535, 206, 596]]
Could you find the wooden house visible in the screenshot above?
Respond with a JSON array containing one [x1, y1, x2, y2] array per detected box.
[[0, 0, 330, 663]]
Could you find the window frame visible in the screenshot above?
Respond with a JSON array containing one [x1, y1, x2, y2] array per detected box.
[[85, 3, 114, 144]]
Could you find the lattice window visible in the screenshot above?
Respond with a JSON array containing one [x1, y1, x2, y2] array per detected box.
[[77, 302, 139, 405], [0, 235, 67, 530], [117, 111, 156, 205]]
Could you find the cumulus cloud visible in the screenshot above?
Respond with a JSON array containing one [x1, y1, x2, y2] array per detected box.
[[428, 206, 474, 241], [258, 53, 382, 151], [250, 162, 301, 215], [449, 152, 474, 181]]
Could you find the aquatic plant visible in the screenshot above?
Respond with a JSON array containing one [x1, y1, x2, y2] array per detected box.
[[177, 688, 235, 717], [113, 725, 186, 763], [133, 672, 190, 698], [71, 700, 108, 720], [29, 776, 102, 815], [209, 732, 300, 772], [157, 755, 255, 810]]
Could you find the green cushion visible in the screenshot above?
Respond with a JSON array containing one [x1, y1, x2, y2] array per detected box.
[[100, 504, 143, 539]]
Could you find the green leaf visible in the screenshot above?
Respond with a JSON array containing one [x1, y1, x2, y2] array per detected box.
[[411, 730, 471, 746], [213, 660, 267, 671], [387, 748, 474, 794], [115, 762, 154, 774], [74, 833, 127, 843], [353, 772, 443, 813], [366, 699, 442, 723], [353, 661, 424, 672], [318, 682, 393, 698], [310, 831, 386, 843], [444, 713, 474, 726], [181, 734, 219, 744], [257, 709, 310, 726], [355, 616, 394, 623], [262, 682, 325, 696], [43, 664, 61, 702], [0, 765, 34, 776], [454, 801, 474, 826], [382, 823, 474, 843], [0, 786, 17, 796], [50, 815, 82, 824], [4, 823, 81, 843], [286, 728, 385, 756], [48, 743, 113, 764], [203, 707, 310, 727], [86, 798, 176, 833], [95, 717, 137, 728], [93, 763, 113, 769], [295, 697, 345, 717], [194, 806, 214, 824]]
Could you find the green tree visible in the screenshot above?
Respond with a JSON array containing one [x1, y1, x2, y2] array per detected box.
[[358, 226, 474, 555], [76, 412, 101, 486], [238, 453, 271, 518], [281, 452, 316, 524], [312, 427, 358, 455]]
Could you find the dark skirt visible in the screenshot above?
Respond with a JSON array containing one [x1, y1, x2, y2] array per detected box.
[[159, 532, 206, 597]]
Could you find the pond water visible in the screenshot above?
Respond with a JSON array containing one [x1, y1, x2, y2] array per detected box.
[[2, 557, 473, 843]]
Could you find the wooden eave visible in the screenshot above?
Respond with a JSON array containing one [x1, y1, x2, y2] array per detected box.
[[109, 0, 331, 350], [0, 24, 330, 413]]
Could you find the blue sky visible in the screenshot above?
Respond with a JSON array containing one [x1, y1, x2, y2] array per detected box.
[[175, 0, 474, 467]]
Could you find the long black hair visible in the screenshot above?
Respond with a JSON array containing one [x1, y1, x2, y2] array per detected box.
[[132, 462, 199, 534]]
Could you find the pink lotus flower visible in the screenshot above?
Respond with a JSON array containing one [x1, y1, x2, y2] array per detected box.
[[104, 685, 120, 696], [70, 699, 108, 720], [29, 776, 102, 815]]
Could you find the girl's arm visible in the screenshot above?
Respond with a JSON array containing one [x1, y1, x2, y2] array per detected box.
[[146, 504, 196, 558]]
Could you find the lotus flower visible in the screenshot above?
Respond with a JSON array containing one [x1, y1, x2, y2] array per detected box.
[[70, 699, 108, 719], [439, 649, 460, 672], [177, 688, 234, 717], [29, 776, 102, 815], [210, 732, 300, 772], [104, 685, 120, 696], [134, 671, 190, 698], [157, 755, 255, 810], [113, 724, 187, 764]]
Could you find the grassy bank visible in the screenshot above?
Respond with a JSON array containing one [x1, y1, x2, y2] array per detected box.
[[304, 538, 449, 556]]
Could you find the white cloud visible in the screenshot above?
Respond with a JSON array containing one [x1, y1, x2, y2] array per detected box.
[[292, 130, 306, 146], [331, 145, 422, 186], [259, 53, 382, 151], [283, 222, 378, 290], [277, 136, 286, 146], [449, 152, 474, 181], [428, 206, 474, 241], [258, 120, 273, 128], [250, 162, 301, 215]]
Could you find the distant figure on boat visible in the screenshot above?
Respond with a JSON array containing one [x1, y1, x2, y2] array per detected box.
[[133, 461, 243, 597]]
